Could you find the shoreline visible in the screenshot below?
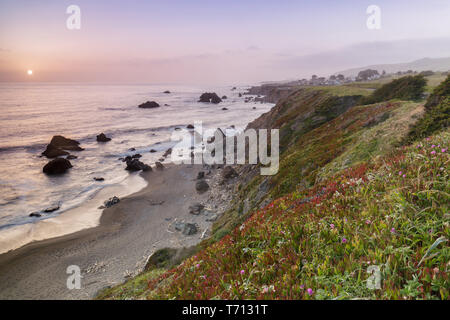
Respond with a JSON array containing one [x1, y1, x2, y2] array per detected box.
[[0, 163, 227, 299]]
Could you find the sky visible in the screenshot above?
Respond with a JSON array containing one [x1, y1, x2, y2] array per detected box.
[[1, 0, 450, 84]]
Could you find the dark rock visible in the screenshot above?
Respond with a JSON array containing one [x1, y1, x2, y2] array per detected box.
[[222, 107, 228, 110], [66, 155, 78, 160], [49, 136, 83, 151], [182, 223, 198, 236], [132, 153, 142, 159], [164, 104, 170, 106], [198, 92, 222, 104], [155, 162, 164, 170], [104, 196, 120, 208], [163, 90, 171, 94], [96, 133, 111, 142], [238, 93, 242, 97], [129, 148, 136, 151], [138, 101, 160, 109], [29, 212, 41, 218], [186, 124, 194, 129], [231, 87, 237, 91], [150, 149, 157, 153], [163, 148, 172, 157], [94, 177, 104, 181], [42, 144, 69, 158], [189, 203, 204, 215], [125, 158, 152, 172], [252, 107, 256, 110], [197, 171, 205, 179], [222, 166, 238, 179], [195, 180, 209, 193], [43, 158, 72, 175], [44, 205, 60, 213], [221, 95, 227, 99]]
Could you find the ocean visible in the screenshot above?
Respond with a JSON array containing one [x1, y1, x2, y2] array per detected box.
[[0, 83, 273, 252]]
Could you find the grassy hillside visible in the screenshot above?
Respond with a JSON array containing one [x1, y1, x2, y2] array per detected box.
[[97, 76, 449, 300]]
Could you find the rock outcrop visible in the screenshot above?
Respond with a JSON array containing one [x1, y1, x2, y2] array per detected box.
[[138, 101, 160, 109], [198, 92, 222, 104], [42, 135, 83, 158], [125, 158, 151, 172], [96, 133, 111, 142], [43, 158, 73, 175]]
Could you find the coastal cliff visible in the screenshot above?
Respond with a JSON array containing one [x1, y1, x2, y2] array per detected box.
[[98, 75, 449, 300]]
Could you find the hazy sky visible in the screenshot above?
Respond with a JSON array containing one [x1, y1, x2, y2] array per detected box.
[[1, 0, 450, 84]]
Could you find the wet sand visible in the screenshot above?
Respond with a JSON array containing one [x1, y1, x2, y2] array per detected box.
[[0, 164, 215, 299]]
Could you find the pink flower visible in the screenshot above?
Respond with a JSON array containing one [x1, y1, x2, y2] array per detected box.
[[300, 285, 305, 289], [240, 270, 245, 275], [342, 237, 347, 244], [195, 264, 200, 268], [307, 288, 313, 296], [431, 145, 436, 148], [390, 228, 396, 234], [431, 151, 436, 155], [442, 148, 447, 153], [398, 171, 402, 176], [365, 219, 371, 225], [330, 223, 335, 229], [402, 174, 406, 178]]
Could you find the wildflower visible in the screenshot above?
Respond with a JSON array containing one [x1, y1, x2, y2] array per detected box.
[[426, 137, 431, 141], [240, 269, 245, 275], [365, 219, 371, 225], [431, 145, 436, 148], [262, 286, 269, 294], [307, 288, 314, 296], [300, 285, 305, 289], [390, 228, 396, 234], [342, 237, 347, 244], [330, 223, 335, 229], [431, 150, 436, 155], [442, 148, 447, 153], [398, 171, 402, 176], [433, 267, 439, 274], [195, 264, 200, 268], [402, 174, 406, 178]]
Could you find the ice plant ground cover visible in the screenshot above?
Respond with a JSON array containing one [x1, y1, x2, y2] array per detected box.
[[99, 131, 449, 300]]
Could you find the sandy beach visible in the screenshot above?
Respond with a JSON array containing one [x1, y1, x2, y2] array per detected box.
[[0, 163, 224, 299]]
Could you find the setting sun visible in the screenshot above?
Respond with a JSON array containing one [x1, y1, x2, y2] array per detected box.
[[27, 70, 33, 75]]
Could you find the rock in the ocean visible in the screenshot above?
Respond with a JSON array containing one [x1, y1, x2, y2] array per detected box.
[[195, 180, 209, 193], [44, 205, 60, 213], [29, 212, 42, 218], [155, 162, 164, 170], [163, 148, 172, 157], [186, 124, 194, 129], [138, 101, 160, 109], [182, 223, 198, 236], [125, 158, 151, 172], [221, 95, 227, 99], [104, 196, 120, 208], [131, 153, 142, 159], [222, 166, 238, 179], [66, 155, 78, 160], [222, 107, 228, 111], [96, 133, 111, 142], [163, 90, 171, 94], [43, 158, 72, 175], [94, 177, 104, 181], [198, 92, 222, 104], [189, 203, 204, 215], [150, 149, 157, 153], [42, 144, 70, 158]]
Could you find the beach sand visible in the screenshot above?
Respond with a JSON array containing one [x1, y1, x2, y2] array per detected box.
[[0, 164, 220, 299]]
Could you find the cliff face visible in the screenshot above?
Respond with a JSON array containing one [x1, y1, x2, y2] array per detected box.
[[98, 77, 449, 300]]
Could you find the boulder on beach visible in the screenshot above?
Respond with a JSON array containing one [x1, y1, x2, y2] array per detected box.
[[155, 161, 164, 170], [131, 153, 142, 159], [94, 177, 104, 181], [138, 101, 160, 109], [222, 166, 238, 179], [104, 196, 120, 208], [197, 171, 205, 179], [221, 95, 227, 99], [198, 92, 222, 104], [195, 180, 209, 193], [150, 149, 157, 153], [189, 203, 204, 215], [29, 212, 42, 218], [44, 205, 60, 213], [43, 158, 72, 175], [163, 90, 171, 94], [42, 135, 83, 158], [186, 124, 194, 129], [125, 158, 151, 172], [222, 107, 228, 111], [182, 223, 198, 236], [96, 133, 111, 142]]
